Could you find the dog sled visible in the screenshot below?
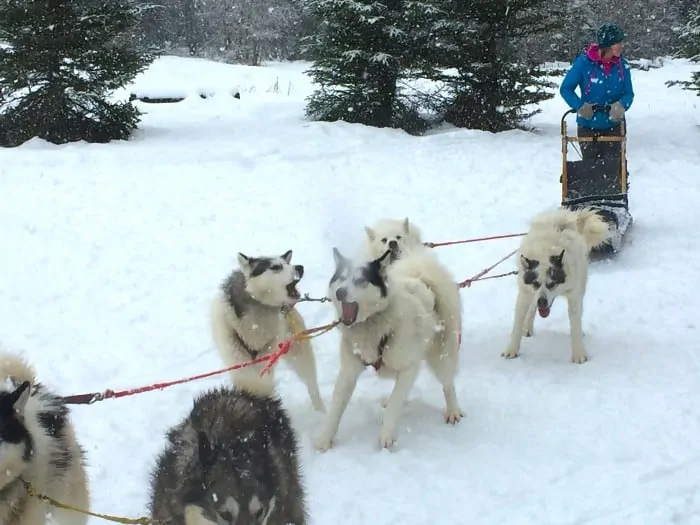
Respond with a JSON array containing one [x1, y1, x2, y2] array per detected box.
[[560, 108, 633, 258]]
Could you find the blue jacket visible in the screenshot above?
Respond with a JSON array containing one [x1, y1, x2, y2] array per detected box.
[[559, 45, 634, 130]]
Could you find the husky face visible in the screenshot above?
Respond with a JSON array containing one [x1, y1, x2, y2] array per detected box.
[[0, 380, 32, 488], [328, 248, 391, 326], [520, 250, 567, 318], [191, 431, 277, 525], [364, 217, 422, 261], [237, 250, 304, 307]]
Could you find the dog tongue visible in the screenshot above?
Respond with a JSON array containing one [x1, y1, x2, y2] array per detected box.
[[538, 307, 551, 318]]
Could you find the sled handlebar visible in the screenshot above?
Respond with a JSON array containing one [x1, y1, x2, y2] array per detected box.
[[562, 104, 611, 121]]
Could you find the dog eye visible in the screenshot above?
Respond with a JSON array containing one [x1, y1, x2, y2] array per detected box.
[[380, 237, 387, 243], [270, 264, 283, 272], [546, 282, 556, 290], [532, 280, 541, 289], [396, 235, 401, 240]]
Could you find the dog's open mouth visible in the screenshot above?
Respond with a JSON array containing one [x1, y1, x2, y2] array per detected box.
[[340, 301, 359, 326], [286, 281, 301, 300], [538, 306, 551, 318]]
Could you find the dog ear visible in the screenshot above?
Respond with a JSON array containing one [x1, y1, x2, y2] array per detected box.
[[364, 226, 376, 241], [237, 252, 251, 272], [550, 249, 565, 268], [11, 381, 31, 414], [403, 217, 410, 233], [281, 250, 293, 263], [332, 247, 346, 267], [197, 431, 215, 468], [520, 254, 539, 270]]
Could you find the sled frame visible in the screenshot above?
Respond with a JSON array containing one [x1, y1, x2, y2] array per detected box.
[[560, 109, 628, 203]]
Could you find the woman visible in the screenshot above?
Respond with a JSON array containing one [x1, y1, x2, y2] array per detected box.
[[560, 22, 634, 168]]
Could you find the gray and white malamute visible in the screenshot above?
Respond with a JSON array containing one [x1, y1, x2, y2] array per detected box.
[[149, 386, 308, 525], [0, 352, 90, 525], [314, 247, 463, 451], [210, 250, 325, 413], [501, 207, 609, 364]]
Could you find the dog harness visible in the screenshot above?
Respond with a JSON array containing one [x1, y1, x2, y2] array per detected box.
[[231, 328, 269, 359], [360, 333, 392, 371]]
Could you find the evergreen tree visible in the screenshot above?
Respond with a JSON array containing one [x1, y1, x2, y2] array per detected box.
[[670, 1, 700, 95], [302, 0, 425, 133], [0, 0, 155, 147], [421, 0, 563, 132]]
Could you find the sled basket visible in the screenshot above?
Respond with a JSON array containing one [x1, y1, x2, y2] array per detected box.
[[559, 109, 633, 258]]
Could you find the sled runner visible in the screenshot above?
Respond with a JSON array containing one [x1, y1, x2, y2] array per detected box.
[[560, 108, 633, 258]]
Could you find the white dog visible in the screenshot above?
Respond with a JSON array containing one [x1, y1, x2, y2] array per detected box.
[[501, 207, 610, 364], [363, 217, 463, 361], [314, 247, 463, 451], [210, 250, 326, 413]]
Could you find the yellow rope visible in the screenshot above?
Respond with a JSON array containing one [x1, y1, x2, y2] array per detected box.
[[285, 309, 340, 342], [22, 480, 159, 525]]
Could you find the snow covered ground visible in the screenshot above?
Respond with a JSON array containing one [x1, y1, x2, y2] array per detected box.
[[1, 55, 700, 525]]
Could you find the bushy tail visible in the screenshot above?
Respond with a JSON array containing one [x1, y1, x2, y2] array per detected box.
[[529, 207, 610, 252], [574, 208, 610, 251], [0, 351, 36, 384]]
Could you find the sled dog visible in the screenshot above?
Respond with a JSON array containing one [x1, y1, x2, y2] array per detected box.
[[149, 386, 307, 525], [314, 247, 463, 451], [501, 207, 610, 364], [0, 351, 90, 525], [363, 217, 463, 360], [210, 250, 325, 412]]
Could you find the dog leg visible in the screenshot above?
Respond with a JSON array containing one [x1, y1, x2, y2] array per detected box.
[[502, 289, 531, 359], [567, 296, 588, 364], [379, 363, 421, 449], [425, 346, 463, 424], [313, 348, 365, 451], [523, 301, 536, 337], [18, 499, 52, 525], [283, 338, 326, 413], [53, 467, 90, 525]]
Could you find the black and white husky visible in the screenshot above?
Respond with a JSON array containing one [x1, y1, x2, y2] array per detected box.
[[149, 386, 308, 525], [210, 250, 325, 412], [0, 351, 90, 525], [314, 247, 463, 451], [501, 208, 610, 363]]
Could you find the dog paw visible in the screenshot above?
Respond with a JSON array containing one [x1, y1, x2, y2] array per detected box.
[[524, 328, 534, 337], [313, 434, 334, 452], [445, 409, 463, 425], [501, 348, 520, 359], [571, 352, 588, 364], [378, 427, 397, 449], [379, 396, 389, 408]]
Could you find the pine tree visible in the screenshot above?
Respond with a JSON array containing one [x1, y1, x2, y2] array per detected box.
[[0, 0, 155, 147], [302, 0, 425, 133], [672, 1, 700, 95], [421, 0, 563, 132]]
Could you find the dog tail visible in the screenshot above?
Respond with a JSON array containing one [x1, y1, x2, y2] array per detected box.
[[574, 208, 610, 251], [0, 351, 36, 385]]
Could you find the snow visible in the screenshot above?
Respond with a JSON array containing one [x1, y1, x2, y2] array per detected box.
[[1, 55, 700, 524]]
